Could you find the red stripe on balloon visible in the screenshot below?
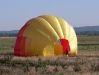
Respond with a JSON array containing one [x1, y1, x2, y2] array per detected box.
[[14, 36, 22, 56], [60, 39, 70, 54], [18, 22, 30, 37]]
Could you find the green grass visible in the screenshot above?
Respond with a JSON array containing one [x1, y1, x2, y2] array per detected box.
[[77, 36, 99, 44], [0, 37, 16, 52], [77, 36, 99, 54], [0, 36, 99, 52]]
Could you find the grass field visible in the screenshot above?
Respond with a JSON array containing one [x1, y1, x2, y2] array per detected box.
[[0, 37, 16, 52], [0, 36, 99, 75]]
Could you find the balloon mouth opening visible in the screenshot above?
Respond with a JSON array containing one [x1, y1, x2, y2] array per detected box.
[[54, 38, 70, 55]]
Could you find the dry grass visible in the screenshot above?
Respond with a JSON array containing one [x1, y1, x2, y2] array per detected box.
[[0, 52, 99, 75]]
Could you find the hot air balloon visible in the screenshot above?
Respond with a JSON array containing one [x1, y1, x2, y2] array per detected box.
[[14, 15, 77, 56]]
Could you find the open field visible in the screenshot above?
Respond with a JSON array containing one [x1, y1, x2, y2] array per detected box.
[[0, 36, 99, 75], [0, 37, 16, 52]]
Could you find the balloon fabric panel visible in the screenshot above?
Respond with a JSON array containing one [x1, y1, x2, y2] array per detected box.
[[14, 37, 21, 55], [54, 42, 63, 55], [56, 17, 69, 38], [25, 38, 32, 56], [40, 15, 64, 39], [19, 37, 26, 56], [60, 39, 70, 54], [18, 24, 29, 37], [28, 17, 59, 41]]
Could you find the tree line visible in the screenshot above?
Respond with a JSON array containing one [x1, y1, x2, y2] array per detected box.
[[0, 33, 17, 37], [0, 31, 99, 37], [76, 31, 99, 36]]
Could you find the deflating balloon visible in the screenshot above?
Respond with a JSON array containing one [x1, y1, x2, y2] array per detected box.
[[14, 15, 77, 56]]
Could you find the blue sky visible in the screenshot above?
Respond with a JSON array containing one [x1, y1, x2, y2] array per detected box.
[[0, 0, 99, 30]]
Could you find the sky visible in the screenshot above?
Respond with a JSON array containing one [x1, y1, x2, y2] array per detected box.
[[0, 0, 99, 31]]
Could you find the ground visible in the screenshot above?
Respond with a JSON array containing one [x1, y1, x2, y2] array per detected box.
[[0, 36, 99, 75]]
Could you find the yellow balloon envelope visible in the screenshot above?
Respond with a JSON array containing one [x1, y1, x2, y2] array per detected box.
[[14, 15, 77, 56]]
